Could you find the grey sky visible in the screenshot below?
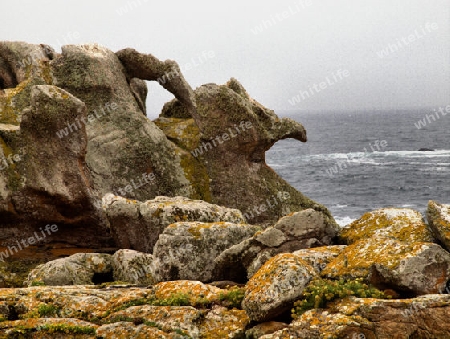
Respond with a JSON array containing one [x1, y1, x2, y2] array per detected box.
[[2, 0, 449, 118]]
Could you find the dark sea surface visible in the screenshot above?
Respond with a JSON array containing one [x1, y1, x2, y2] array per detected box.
[[266, 109, 450, 226]]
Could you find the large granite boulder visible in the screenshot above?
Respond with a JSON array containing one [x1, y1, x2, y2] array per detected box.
[[262, 295, 450, 339], [153, 221, 259, 282], [322, 236, 450, 295], [155, 78, 337, 227], [25, 253, 112, 286], [339, 208, 434, 244], [213, 209, 339, 282], [111, 249, 156, 285], [427, 200, 450, 251], [103, 193, 246, 253], [242, 253, 317, 322]]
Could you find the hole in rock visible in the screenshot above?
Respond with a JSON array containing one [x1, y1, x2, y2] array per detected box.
[[145, 80, 175, 121], [7, 305, 19, 321], [91, 270, 114, 285]]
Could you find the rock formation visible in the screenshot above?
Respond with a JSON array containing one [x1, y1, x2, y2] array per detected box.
[[0, 41, 336, 255], [3, 41, 450, 338]]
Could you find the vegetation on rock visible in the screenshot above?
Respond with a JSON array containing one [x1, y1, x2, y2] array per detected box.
[[291, 277, 390, 318]]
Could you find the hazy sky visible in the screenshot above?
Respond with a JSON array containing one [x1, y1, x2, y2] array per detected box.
[[2, 0, 449, 118]]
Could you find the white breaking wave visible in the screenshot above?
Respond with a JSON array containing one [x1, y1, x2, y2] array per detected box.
[[334, 216, 356, 227]]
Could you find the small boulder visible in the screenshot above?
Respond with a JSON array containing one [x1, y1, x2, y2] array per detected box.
[[111, 249, 156, 285], [103, 194, 246, 253], [242, 253, 317, 322], [152, 280, 224, 303], [246, 322, 289, 339], [293, 245, 346, 273], [427, 200, 450, 251], [25, 253, 112, 286], [153, 222, 259, 282], [340, 208, 434, 244], [266, 294, 450, 338], [214, 209, 339, 281], [322, 236, 450, 295]]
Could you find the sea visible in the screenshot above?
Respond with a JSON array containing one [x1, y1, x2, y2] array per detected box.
[[266, 109, 450, 227]]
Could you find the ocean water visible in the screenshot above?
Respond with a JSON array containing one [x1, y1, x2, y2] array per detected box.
[[266, 109, 450, 226]]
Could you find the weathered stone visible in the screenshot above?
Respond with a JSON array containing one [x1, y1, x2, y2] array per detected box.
[[97, 322, 172, 339], [156, 79, 337, 227], [322, 236, 450, 295], [152, 280, 224, 304], [427, 200, 450, 252], [213, 209, 339, 282], [245, 322, 289, 339], [25, 253, 112, 286], [293, 245, 346, 273], [104, 194, 246, 253], [340, 208, 434, 244], [263, 295, 450, 339], [274, 209, 339, 244], [0, 285, 152, 320], [116, 48, 196, 116], [153, 221, 259, 282], [0, 318, 98, 338], [112, 249, 156, 285], [51, 44, 192, 202], [242, 253, 317, 322]]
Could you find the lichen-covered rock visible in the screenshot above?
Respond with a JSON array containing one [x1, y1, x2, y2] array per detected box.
[[152, 280, 224, 304], [25, 253, 112, 286], [262, 295, 450, 339], [213, 209, 339, 282], [340, 208, 434, 244], [293, 245, 346, 273], [0, 318, 98, 338], [112, 249, 156, 285], [103, 194, 246, 253], [242, 253, 317, 322], [97, 322, 172, 339], [427, 200, 450, 251], [199, 306, 250, 339], [0, 81, 109, 248], [0, 285, 152, 320], [153, 222, 259, 282], [156, 79, 337, 227], [322, 236, 450, 295], [116, 48, 197, 117], [245, 322, 289, 339], [51, 44, 192, 202]]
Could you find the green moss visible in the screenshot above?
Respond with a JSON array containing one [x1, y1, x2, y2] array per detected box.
[[151, 292, 191, 307], [37, 303, 60, 317], [10, 323, 96, 335], [218, 286, 245, 309], [291, 277, 390, 318], [37, 323, 96, 334]]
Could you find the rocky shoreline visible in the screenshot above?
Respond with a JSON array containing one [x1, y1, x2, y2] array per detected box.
[[1, 42, 450, 338]]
